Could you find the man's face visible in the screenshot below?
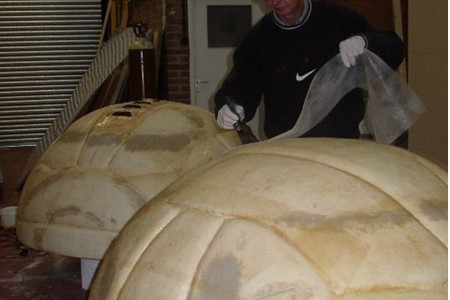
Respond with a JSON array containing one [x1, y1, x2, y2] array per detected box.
[[265, 0, 304, 23]]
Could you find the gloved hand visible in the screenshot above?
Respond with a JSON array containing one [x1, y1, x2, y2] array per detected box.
[[339, 36, 366, 67], [217, 104, 244, 130]]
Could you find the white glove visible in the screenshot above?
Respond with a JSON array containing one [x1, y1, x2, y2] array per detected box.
[[339, 36, 366, 67], [217, 104, 244, 129]]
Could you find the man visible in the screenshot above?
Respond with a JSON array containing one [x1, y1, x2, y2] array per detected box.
[[214, 0, 404, 141]]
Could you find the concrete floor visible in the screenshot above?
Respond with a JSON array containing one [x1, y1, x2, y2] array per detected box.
[[0, 147, 88, 300]]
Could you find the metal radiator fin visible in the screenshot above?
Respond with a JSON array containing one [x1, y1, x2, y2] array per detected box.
[[15, 28, 134, 189], [0, 0, 102, 147], [36, 27, 134, 156]]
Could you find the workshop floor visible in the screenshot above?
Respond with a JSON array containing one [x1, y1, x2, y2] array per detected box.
[[0, 147, 88, 300]]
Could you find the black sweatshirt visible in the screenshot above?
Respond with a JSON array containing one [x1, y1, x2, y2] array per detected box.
[[214, 0, 405, 139]]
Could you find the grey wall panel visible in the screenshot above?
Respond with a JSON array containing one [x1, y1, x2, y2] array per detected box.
[[0, 0, 102, 147]]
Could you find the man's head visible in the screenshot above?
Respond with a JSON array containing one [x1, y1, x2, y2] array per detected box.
[[265, 0, 305, 26]]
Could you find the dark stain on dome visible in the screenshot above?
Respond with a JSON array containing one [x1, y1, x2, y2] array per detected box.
[[180, 110, 205, 128], [125, 134, 194, 152], [87, 133, 123, 146], [419, 198, 448, 221], [60, 131, 86, 143]]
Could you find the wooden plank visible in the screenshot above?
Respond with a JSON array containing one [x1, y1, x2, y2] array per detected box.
[[120, 0, 130, 28], [392, 0, 407, 79], [110, 0, 117, 34], [98, 0, 113, 50]]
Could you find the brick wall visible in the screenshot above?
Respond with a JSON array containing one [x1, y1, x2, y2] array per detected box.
[[161, 0, 190, 104], [131, 0, 163, 30], [131, 0, 190, 104]]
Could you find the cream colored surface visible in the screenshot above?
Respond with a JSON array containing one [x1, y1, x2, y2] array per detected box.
[[90, 138, 447, 299], [408, 0, 447, 169], [16, 100, 242, 259]]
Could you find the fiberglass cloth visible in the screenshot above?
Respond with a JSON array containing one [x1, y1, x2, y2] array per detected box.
[[273, 50, 425, 144]]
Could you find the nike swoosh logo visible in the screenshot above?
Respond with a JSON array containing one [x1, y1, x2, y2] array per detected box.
[[296, 69, 316, 81]]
